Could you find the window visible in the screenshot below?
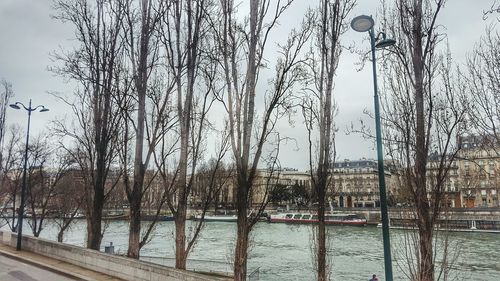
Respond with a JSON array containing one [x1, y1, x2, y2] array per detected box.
[[293, 214, 302, 219], [302, 215, 311, 220]]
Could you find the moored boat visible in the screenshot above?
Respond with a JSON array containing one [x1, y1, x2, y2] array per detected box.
[[270, 212, 367, 226], [142, 215, 175, 221], [193, 214, 237, 222], [102, 213, 128, 220]]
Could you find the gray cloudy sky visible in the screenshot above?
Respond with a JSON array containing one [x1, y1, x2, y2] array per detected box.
[[0, 0, 496, 170]]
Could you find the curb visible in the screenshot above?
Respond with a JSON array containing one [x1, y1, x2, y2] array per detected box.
[[0, 248, 91, 281]]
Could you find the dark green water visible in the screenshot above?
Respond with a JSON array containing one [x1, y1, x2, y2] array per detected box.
[[37, 220, 500, 280]]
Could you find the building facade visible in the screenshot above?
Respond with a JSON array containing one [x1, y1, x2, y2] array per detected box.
[[454, 136, 500, 208], [330, 159, 398, 208]]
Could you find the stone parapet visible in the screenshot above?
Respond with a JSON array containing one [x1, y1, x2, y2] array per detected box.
[[0, 230, 230, 281]]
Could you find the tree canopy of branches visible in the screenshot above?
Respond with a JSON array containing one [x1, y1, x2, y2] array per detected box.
[[50, 169, 85, 243], [466, 26, 500, 150], [269, 183, 310, 207], [0, 80, 12, 165], [24, 135, 73, 238], [0, 81, 15, 229]]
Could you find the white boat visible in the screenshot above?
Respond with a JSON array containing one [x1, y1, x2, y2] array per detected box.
[[269, 212, 367, 226], [193, 214, 237, 222]]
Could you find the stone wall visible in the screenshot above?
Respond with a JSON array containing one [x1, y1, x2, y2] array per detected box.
[[349, 208, 500, 224], [0, 231, 230, 281]]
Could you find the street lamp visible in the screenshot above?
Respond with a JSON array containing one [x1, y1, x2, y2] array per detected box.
[[351, 15, 395, 281], [10, 99, 49, 251]]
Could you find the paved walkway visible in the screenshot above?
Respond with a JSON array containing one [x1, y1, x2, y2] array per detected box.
[[0, 254, 77, 281], [0, 244, 124, 281]]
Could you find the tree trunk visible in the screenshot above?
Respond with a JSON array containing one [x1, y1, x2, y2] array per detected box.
[[418, 223, 434, 281], [174, 88, 189, 269], [86, 213, 102, 250], [234, 178, 249, 281], [175, 204, 187, 269], [11, 195, 16, 231], [87, 178, 105, 250], [57, 231, 64, 243], [127, 183, 142, 258], [57, 219, 72, 243], [317, 184, 327, 281]]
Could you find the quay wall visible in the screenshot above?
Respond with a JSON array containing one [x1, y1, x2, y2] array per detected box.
[[0, 231, 230, 281], [341, 208, 500, 224]]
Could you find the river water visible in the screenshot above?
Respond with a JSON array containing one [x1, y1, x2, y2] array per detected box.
[[32, 220, 500, 280]]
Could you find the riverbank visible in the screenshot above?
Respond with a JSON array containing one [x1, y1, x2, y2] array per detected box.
[[19, 219, 500, 280]]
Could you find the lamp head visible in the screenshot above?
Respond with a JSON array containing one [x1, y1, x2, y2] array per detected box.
[[9, 104, 20, 110], [351, 15, 374, 33], [39, 108, 49, 113], [375, 38, 396, 48], [375, 32, 396, 48]]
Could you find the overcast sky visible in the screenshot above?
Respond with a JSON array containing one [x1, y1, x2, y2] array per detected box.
[[0, 0, 497, 170]]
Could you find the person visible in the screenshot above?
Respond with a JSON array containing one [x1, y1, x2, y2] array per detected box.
[[369, 274, 379, 281]]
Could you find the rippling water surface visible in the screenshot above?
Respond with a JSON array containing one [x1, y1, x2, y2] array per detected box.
[[33, 220, 500, 280]]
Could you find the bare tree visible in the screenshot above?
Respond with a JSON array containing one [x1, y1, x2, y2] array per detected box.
[[154, 0, 224, 269], [51, 0, 127, 250], [50, 169, 85, 243], [213, 0, 312, 279], [117, 0, 173, 259], [24, 135, 51, 237], [0, 80, 13, 169], [183, 132, 232, 253], [377, 1, 469, 280], [25, 135, 72, 237], [0, 126, 22, 230], [300, 1, 355, 280], [466, 26, 500, 148], [0, 81, 14, 227]]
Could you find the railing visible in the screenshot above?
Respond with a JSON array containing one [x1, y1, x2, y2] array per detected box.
[[141, 256, 232, 276], [248, 267, 260, 281]]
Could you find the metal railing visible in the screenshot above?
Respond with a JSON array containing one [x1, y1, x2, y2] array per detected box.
[[141, 256, 232, 276], [248, 267, 260, 281]]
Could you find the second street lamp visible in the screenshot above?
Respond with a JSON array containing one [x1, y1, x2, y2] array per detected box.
[[10, 99, 49, 251], [351, 14, 396, 281]]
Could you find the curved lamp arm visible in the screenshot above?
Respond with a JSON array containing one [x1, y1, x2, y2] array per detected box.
[[9, 101, 28, 111], [33, 105, 49, 112]]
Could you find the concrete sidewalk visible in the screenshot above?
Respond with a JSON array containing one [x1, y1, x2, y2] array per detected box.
[[0, 244, 124, 281]]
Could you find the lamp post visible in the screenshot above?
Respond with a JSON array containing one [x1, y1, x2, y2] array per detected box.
[[351, 15, 395, 281], [10, 99, 49, 251]]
